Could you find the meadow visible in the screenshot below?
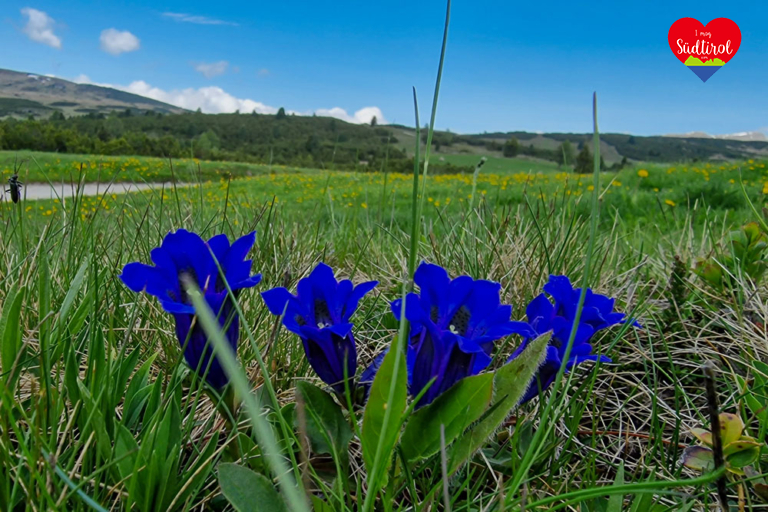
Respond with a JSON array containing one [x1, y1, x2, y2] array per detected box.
[[2, 129, 768, 511], [4, 149, 766, 233]]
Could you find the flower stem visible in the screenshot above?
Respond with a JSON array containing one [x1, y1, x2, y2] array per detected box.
[[704, 362, 729, 510], [210, 385, 243, 462]]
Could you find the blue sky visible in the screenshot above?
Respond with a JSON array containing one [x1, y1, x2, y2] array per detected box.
[[1, 0, 766, 135]]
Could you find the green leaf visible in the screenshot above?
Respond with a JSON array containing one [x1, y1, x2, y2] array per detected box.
[[361, 340, 408, 480], [754, 361, 768, 382], [400, 372, 493, 461], [55, 258, 89, 331], [718, 413, 744, 446], [66, 298, 91, 338], [77, 381, 112, 460], [738, 375, 768, 425], [38, 252, 51, 358], [606, 462, 625, 512], [627, 473, 659, 512], [51, 258, 89, 363], [171, 431, 220, 508], [295, 381, 353, 457], [311, 496, 335, 512], [690, 428, 713, 447], [724, 440, 760, 468], [1, 286, 25, 389], [122, 354, 157, 429], [64, 346, 81, 404], [680, 446, 714, 472], [723, 438, 761, 456], [447, 332, 550, 475], [114, 424, 140, 481], [218, 463, 288, 512]]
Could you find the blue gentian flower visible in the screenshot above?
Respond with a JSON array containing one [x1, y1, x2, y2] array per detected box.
[[391, 262, 531, 408], [120, 229, 261, 389], [261, 263, 377, 394], [543, 275, 640, 330], [510, 275, 636, 404]]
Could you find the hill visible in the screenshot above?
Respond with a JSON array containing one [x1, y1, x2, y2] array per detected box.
[[0, 109, 476, 173], [0, 69, 187, 118], [389, 127, 768, 165], [1, 66, 767, 168]]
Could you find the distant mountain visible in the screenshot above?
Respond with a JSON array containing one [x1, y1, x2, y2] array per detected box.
[[1, 67, 766, 166], [664, 131, 768, 142], [0, 68, 187, 118], [391, 128, 768, 164]]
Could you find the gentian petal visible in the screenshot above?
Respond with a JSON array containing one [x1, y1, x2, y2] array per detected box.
[[206, 233, 231, 264], [299, 328, 357, 393], [261, 287, 306, 335], [408, 329, 441, 404], [235, 273, 262, 289], [224, 232, 255, 267], [526, 293, 554, 326], [413, 262, 450, 320], [160, 300, 195, 314], [342, 280, 378, 322], [327, 322, 354, 338], [120, 262, 176, 302], [360, 350, 387, 386], [162, 229, 215, 289], [261, 287, 296, 316], [442, 275, 473, 328], [543, 275, 576, 304], [223, 232, 256, 286]]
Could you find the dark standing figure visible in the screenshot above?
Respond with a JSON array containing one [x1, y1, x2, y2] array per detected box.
[[6, 174, 22, 203]]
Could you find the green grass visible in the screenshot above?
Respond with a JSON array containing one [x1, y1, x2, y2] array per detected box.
[[435, 153, 560, 173], [0, 150, 306, 184], [2, 149, 768, 510], [7, 154, 766, 236]]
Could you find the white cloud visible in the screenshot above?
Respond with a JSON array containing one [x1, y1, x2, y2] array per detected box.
[[124, 81, 278, 114], [72, 74, 93, 84], [162, 12, 238, 26], [193, 61, 229, 79], [100, 28, 140, 55], [315, 106, 387, 125], [69, 75, 385, 123], [21, 8, 61, 49]]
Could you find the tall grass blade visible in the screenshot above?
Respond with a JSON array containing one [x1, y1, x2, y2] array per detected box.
[[185, 281, 310, 512]]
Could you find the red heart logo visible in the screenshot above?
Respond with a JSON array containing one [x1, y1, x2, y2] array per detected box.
[[668, 18, 741, 82]]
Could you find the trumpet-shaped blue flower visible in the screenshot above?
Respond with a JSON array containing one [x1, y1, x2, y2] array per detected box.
[[120, 229, 261, 389], [510, 275, 636, 404], [392, 262, 530, 408], [543, 275, 639, 330], [261, 263, 377, 394]]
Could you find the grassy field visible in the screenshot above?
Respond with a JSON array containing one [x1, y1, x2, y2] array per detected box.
[[0, 150, 307, 184], [5, 151, 766, 232], [2, 141, 768, 511]]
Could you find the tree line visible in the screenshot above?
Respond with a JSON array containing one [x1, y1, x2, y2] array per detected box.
[[0, 110, 473, 173]]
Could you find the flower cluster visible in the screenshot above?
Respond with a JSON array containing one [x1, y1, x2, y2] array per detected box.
[[120, 231, 635, 409], [391, 263, 531, 407], [509, 275, 638, 404]]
